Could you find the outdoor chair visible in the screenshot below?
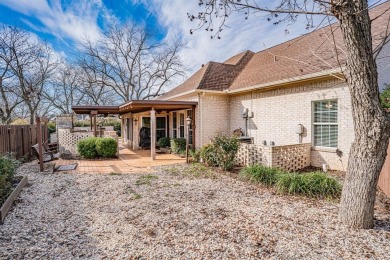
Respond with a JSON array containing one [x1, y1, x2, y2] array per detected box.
[[31, 143, 61, 163]]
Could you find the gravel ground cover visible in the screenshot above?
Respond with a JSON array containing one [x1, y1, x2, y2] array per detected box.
[[0, 163, 389, 259]]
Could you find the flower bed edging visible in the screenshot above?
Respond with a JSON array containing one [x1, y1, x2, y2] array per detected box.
[[0, 176, 28, 224]]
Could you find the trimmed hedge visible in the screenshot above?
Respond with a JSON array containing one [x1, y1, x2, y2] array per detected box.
[[77, 137, 117, 159], [240, 164, 342, 199], [158, 137, 171, 148], [77, 137, 98, 159], [96, 138, 118, 158]]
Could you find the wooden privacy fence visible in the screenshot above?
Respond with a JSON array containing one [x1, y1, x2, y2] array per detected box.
[[0, 125, 48, 159], [379, 144, 390, 198]]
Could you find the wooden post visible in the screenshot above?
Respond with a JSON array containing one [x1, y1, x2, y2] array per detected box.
[[91, 111, 98, 137], [186, 126, 189, 164], [150, 108, 156, 160], [192, 106, 196, 149], [36, 116, 44, 172], [90, 116, 93, 131]]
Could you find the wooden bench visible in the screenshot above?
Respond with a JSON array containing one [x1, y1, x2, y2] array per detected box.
[[31, 143, 60, 163]]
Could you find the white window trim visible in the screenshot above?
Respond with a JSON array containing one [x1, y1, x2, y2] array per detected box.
[[311, 99, 339, 149]]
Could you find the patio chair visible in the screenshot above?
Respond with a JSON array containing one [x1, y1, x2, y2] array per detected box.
[[31, 143, 61, 163]]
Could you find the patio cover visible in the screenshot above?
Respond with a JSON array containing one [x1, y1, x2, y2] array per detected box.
[[71, 100, 197, 161], [72, 100, 197, 115]]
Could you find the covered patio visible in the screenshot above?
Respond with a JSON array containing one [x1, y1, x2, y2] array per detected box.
[[71, 100, 197, 161], [54, 141, 186, 174]]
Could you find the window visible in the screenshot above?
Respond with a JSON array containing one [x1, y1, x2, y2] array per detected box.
[[156, 117, 166, 140], [313, 100, 338, 148]]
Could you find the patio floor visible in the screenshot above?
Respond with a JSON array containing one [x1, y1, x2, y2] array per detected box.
[[54, 144, 185, 174]]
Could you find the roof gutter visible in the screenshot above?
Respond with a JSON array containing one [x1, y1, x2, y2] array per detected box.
[[163, 68, 344, 100], [226, 68, 344, 94]]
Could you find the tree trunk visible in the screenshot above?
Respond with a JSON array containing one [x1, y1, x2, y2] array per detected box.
[[336, 0, 390, 229]]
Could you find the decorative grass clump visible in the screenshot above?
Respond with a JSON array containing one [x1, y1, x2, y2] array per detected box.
[[276, 171, 342, 199], [239, 164, 342, 199], [240, 164, 282, 186]]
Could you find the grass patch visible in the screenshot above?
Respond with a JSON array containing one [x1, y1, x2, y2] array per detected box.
[[240, 164, 282, 186], [165, 163, 217, 179], [132, 193, 142, 200], [136, 174, 159, 186], [109, 172, 121, 175], [124, 186, 142, 200], [240, 164, 342, 200]]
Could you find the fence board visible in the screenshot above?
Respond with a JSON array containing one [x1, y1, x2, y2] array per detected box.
[[379, 144, 390, 197], [0, 125, 48, 159]]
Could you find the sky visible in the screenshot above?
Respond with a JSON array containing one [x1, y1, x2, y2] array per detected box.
[[0, 0, 385, 82]]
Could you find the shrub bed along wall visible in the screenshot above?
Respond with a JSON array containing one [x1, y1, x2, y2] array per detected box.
[[240, 164, 342, 199]]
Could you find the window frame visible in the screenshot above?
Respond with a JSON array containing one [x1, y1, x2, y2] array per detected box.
[[312, 99, 338, 149]]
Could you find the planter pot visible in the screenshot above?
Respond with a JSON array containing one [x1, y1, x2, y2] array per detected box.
[[0, 176, 28, 224]]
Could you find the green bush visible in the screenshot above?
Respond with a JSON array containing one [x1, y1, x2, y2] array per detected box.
[[240, 164, 282, 186], [189, 149, 201, 163], [276, 172, 342, 199], [0, 155, 20, 205], [95, 138, 118, 158], [77, 137, 98, 159], [74, 120, 90, 127], [199, 144, 219, 167], [199, 134, 239, 171], [158, 137, 171, 148], [78, 137, 118, 158], [170, 138, 186, 154], [47, 122, 56, 134]]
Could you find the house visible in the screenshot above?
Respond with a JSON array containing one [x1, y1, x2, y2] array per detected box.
[[72, 2, 390, 171]]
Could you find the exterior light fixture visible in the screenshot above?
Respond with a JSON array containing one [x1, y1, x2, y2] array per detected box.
[[186, 117, 192, 163], [186, 116, 192, 127]]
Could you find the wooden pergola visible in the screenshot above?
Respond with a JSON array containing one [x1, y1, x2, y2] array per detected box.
[[72, 100, 197, 160]]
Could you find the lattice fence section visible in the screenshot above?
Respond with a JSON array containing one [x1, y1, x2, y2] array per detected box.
[[58, 129, 94, 155], [235, 143, 311, 171], [235, 143, 272, 166], [271, 143, 311, 172]]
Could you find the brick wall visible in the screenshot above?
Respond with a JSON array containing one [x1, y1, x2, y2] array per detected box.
[[199, 94, 230, 145], [229, 78, 353, 171]]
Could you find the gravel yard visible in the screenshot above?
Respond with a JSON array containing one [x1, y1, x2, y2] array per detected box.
[[1, 163, 390, 259]]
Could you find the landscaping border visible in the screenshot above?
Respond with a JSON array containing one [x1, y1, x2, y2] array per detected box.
[[0, 176, 28, 224]]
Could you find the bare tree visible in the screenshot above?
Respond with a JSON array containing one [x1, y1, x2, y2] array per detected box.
[[190, 0, 390, 229], [79, 23, 185, 102], [0, 26, 57, 124], [43, 61, 88, 114], [0, 26, 23, 124]]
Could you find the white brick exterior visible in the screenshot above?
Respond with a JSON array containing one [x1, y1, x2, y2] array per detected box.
[[228, 79, 353, 171]]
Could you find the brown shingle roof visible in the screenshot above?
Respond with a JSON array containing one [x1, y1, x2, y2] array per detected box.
[[161, 1, 390, 98], [229, 2, 390, 91], [159, 50, 254, 99]]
